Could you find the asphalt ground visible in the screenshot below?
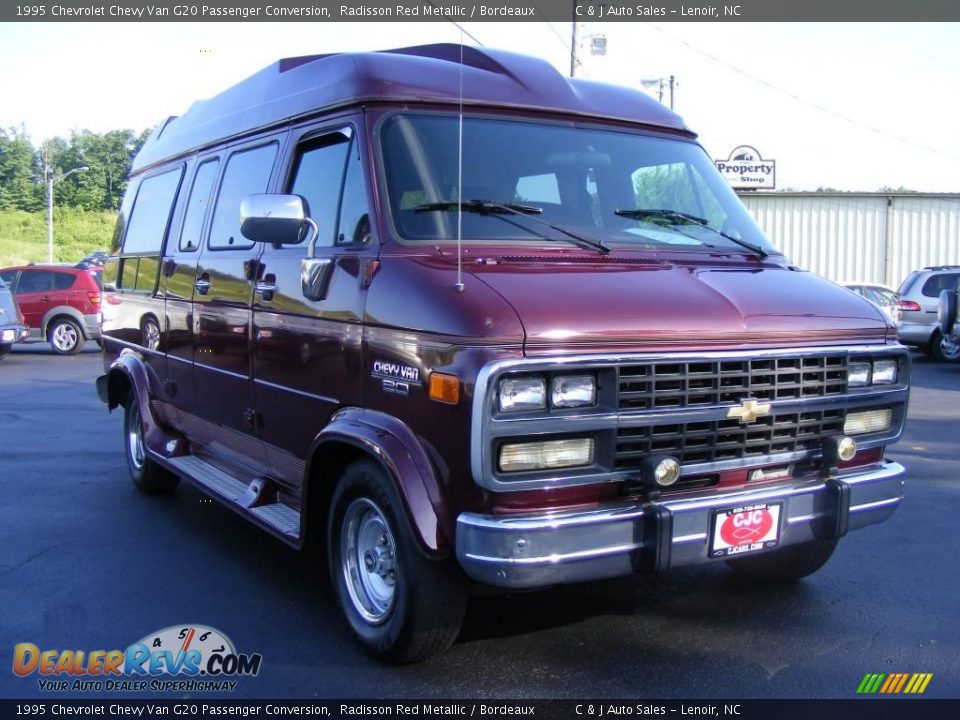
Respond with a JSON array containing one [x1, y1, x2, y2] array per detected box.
[[0, 342, 957, 700]]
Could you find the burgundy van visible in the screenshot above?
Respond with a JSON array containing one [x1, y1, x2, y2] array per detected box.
[[98, 45, 909, 662]]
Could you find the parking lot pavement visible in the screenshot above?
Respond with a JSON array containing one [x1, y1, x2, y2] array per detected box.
[[1, 347, 958, 699]]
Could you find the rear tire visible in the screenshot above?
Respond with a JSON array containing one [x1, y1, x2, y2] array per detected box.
[[124, 394, 179, 494], [49, 318, 84, 355], [725, 538, 838, 583], [928, 329, 960, 363], [0, 342, 10, 360], [328, 459, 467, 663]]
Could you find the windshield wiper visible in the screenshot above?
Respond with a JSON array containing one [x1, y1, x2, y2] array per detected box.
[[615, 208, 768, 259], [415, 199, 610, 255]]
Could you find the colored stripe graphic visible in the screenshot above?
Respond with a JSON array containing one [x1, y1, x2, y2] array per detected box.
[[857, 673, 932, 694]]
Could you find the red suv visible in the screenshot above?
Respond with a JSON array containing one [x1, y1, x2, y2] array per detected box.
[[0, 265, 101, 354]]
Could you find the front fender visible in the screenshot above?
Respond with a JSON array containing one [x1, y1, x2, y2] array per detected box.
[[306, 407, 452, 555]]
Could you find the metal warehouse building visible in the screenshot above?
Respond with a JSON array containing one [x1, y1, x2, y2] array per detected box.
[[737, 192, 960, 289]]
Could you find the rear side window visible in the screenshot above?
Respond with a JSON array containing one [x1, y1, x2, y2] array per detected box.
[[122, 167, 184, 255], [289, 133, 351, 247], [53, 272, 76, 290], [897, 271, 921, 296], [179, 159, 220, 252], [0, 270, 17, 286], [16, 270, 53, 293], [209, 143, 278, 250], [921, 273, 960, 298]]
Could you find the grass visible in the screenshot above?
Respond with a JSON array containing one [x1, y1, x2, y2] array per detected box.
[[0, 209, 117, 267]]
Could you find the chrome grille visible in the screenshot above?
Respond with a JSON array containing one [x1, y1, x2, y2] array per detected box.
[[615, 409, 846, 468], [618, 355, 848, 411]]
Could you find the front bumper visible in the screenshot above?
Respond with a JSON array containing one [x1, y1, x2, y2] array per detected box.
[[456, 460, 904, 589], [1, 324, 28, 344]]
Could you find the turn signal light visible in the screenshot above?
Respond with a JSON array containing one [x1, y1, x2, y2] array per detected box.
[[429, 372, 460, 405]]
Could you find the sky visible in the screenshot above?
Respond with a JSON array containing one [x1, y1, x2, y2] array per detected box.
[[1, 21, 958, 192]]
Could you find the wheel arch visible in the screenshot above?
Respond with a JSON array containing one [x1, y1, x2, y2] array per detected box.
[[42, 306, 87, 339], [303, 408, 453, 557]]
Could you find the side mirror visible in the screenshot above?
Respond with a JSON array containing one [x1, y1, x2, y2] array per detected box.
[[240, 194, 315, 245]]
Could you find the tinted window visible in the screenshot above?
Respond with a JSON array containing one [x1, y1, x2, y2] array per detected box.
[[179, 159, 220, 252], [209, 143, 278, 250], [922, 273, 959, 298], [123, 167, 184, 254], [0, 270, 17, 286], [53, 272, 76, 290], [337, 139, 371, 245], [120, 258, 138, 290], [289, 134, 350, 247], [17, 270, 53, 293], [135, 257, 159, 292]]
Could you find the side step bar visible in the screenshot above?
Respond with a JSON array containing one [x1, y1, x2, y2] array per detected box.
[[166, 455, 301, 542]]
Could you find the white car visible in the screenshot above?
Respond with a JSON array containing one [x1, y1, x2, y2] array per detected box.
[[844, 282, 901, 328]]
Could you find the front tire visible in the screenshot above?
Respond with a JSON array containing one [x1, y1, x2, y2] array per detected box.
[[725, 538, 838, 583], [49, 318, 84, 355], [328, 459, 467, 663], [124, 394, 179, 494], [0, 343, 10, 360]]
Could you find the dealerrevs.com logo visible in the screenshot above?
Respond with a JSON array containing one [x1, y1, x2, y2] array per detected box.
[[13, 625, 262, 693]]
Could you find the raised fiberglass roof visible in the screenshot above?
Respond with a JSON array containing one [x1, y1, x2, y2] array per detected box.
[[132, 44, 692, 173]]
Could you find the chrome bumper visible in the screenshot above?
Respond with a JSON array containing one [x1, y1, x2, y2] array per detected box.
[[456, 461, 905, 589]]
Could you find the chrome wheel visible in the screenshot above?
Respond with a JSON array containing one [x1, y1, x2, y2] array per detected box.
[[341, 498, 397, 624], [143, 321, 160, 351], [51, 321, 80, 353], [941, 335, 960, 361], [127, 400, 145, 471]]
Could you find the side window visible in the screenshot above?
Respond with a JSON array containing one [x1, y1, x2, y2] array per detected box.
[[17, 270, 53, 293], [179, 159, 220, 252], [336, 139, 371, 245], [288, 133, 351, 248], [122, 167, 184, 255], [0, 270, 17, 287], [208, 143, 278, 250], [922, 273, 960, 298], [53, 272, 76, 290]]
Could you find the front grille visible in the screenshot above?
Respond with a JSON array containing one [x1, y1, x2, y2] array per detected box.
[[614, 409, 846, 468], [619, 355, 848, 410]]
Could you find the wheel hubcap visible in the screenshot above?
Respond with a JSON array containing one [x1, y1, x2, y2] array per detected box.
[[341, 498, 397, 624], [127, 402, 145, 471], [53, 323, 78, 352], [942, 336, 960, 360], [144, 323, 160, 351]]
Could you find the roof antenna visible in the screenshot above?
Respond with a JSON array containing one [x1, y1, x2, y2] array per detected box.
[[453, 33, 466, 293]]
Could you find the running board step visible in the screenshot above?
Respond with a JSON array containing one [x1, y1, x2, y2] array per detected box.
[[166, 456, 301, 540]]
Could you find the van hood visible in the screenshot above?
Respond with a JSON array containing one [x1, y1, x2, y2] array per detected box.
[[460, 254, 890, 352]]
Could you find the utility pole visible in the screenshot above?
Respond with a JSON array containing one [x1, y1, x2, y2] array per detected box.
[[570, 7, 578, 77], [669, 75, 676, 109]]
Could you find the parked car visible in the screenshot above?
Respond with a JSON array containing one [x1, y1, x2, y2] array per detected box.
[[97, 45, 910, 663], [0, 277, 29, 360], [939, 286, 960, 349], [896, 265, 960, 361], [0, 265, 102, 354], [843, 282, 901, 327]]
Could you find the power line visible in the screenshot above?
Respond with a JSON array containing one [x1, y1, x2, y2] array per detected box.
[[646, 23, 960, 163]]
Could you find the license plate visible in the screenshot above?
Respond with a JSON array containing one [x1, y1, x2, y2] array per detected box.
[[709, 502, 783, 559]]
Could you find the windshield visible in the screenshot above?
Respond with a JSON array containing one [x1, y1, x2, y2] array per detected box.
[[379, 114, 778, 255]]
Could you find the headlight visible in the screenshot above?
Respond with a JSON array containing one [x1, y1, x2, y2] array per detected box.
[[498, 376, 546, 412], [848, 362, 871, 387], [551, 375, 596, 408], [872, 359, 897, 385], [499, 438, 595, 473]]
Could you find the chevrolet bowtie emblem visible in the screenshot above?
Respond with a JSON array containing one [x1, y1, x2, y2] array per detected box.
[[727, 399, 771, 424]]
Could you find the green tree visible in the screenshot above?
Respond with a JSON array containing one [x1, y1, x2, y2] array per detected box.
[[0, 127, 42, 211]]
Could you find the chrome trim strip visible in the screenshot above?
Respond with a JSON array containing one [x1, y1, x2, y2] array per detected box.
[[465, 542, 643, 566], [253, 378, 338, 405], [106, 336, 163, 357], [672, 532, 708, 544], [788, 513, 821, 525], [194, 362, 248, 381], [849, 496, 902, 513], [167, 353, 192, 365], [471, 344, 910, 493]]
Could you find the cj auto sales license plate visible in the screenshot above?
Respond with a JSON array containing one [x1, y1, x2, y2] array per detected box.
[[709, 502, 783, 558]]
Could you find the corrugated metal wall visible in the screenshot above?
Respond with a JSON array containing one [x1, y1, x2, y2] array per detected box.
[[738, 193, 960, 289]]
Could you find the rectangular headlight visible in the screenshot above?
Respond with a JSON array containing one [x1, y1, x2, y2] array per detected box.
[[498, 376, 546, 412], [872, 359, 898, 385], [1, 329, 14, 343], [499, 438, 595, 473], [848, 362, 871, 387], [844, 408, 892, 435], [551, 375, 596, 408]]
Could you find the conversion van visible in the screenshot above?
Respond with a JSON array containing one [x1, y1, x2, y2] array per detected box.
[[98, 45, 910, 662]]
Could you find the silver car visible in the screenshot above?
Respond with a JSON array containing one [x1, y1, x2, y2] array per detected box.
[[844, 282, 901, 328], [897, 266, 960, 362]]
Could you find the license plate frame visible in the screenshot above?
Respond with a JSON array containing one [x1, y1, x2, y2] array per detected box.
[[709, 501, 783, 559]]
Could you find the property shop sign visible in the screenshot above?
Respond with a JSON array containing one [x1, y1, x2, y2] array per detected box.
[[715, 145, 776, 189]]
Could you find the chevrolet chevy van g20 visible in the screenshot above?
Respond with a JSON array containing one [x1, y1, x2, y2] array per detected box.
[[98, 45, 910, 662]]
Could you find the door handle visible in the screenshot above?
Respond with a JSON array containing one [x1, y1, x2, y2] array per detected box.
[[194, 276, 211, 295], [41, 295, 52, 302], [255, 274, 276, 302]]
